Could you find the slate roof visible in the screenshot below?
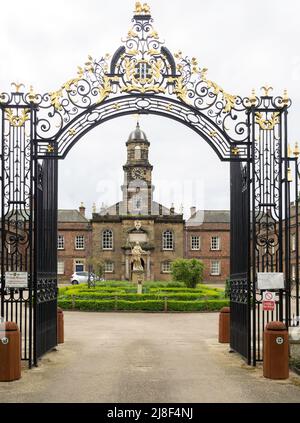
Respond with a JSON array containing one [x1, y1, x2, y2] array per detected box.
[[187, 210, 230, 225], [58, 209, 89, 223], [97, 201, 178, 216]]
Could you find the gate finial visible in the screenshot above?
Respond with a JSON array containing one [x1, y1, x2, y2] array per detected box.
[[135, 2, 151, 15], [11, 82, 25, 93], [261, 85, 273, 97], [293, 142, 299, 158]]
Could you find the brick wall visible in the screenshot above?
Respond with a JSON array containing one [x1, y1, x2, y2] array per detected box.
[[57, 221, 91, 281], [185, 222, 230, 282]]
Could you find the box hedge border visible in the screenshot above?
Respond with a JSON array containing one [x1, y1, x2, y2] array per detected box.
[[58, 298, 229, 312]]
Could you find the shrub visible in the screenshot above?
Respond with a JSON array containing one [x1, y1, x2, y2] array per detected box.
[[171, 258, 204, 288], [167, 299, 229, 312], [60, 291, 220, 301], [58, 297, 229, 312]]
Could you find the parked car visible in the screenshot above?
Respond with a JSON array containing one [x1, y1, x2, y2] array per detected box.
[[70, 271, 96, 285]]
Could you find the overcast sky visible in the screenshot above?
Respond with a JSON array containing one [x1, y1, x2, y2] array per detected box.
[[1, 0, 300, 218]]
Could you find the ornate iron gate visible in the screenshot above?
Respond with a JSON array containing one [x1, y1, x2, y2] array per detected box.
[[34, 159, 58, 364], [0, 5, 299, 368], [230, 161, 250, 363]]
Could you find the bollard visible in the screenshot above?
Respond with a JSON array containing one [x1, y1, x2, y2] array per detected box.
[[263, 321, 289, 380], [0, 322, 21, 382], [218, 307, 230, 343], [57, 307, 64, 344]]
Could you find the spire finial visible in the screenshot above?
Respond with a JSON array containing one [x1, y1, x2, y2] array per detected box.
[[134, 113, 140, 127]]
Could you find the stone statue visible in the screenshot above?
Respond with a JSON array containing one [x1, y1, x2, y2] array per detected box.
[[131, 241, 145, 272]]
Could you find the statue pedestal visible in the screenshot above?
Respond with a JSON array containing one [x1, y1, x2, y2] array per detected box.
[[132, 270, 144, 286]]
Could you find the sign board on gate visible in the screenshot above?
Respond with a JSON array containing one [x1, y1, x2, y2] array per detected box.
[[257, 272, 284, 290], [5, 272, 28, 289], [262, 290, 276, 311]]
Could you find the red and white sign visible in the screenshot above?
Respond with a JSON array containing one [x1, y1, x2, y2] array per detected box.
[[262, 291, 276, 311]]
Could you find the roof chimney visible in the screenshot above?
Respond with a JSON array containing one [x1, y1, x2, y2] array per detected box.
[[170, 203, 175, 215], [190, 206, 196, 217], [79, 202, 85, 217]]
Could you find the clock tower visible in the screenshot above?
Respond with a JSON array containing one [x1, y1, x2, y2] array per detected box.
[[122, 122, 154, 215]]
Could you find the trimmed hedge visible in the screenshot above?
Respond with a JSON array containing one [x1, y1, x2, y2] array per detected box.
[[58, 297, 229, 312], [167, 300, 229, 312], [58, 281, 226, 312], [60, 291, 221, 301]]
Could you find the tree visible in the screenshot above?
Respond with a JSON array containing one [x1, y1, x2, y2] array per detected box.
[[171, 258, 204, 288], [86, 256, 104, 288]]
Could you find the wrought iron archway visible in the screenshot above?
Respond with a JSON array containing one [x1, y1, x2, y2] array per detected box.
[[0, 2, 298, 367]]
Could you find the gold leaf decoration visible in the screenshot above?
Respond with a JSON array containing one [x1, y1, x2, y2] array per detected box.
[[255, 111, 280, 130], [49, 89, 63, 111], [201, 70, 236, 113], [98, 76, 114, 103], [173, 77, 188, 102], [6, 108, 30, 127]]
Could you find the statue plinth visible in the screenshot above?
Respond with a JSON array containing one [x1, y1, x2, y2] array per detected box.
[[132, 270, 144, 285]]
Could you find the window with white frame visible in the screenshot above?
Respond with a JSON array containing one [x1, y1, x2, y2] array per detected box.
[[102, 229, 113, 250], [104, 261, 114, 273], [57, 235, 64, 250], [210, 260, 221, 276], [75, 235, 85, 250], [57, 260, 65, 275], [191, 235, 200, 250], [161, 261, 171, 273], [211, 236, 220, 251], [291, 233, 296, 252], [162, 230, 174, 250], [75, 259, 85, 272]]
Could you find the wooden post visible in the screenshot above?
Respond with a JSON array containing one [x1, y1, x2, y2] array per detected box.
[[164, 296, 168, 312]]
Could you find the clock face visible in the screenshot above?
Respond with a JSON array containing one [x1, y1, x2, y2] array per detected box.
[[132, 168, 144, 179]]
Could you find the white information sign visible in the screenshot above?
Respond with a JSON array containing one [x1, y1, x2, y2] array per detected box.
[[257, 272, 285, 290], [5, 272, 28, 289]]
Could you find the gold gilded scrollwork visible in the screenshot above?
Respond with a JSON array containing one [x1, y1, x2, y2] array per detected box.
[[201, 69, 236, 113], [255, 112, 280, 130], [6, 108, 30, 127]]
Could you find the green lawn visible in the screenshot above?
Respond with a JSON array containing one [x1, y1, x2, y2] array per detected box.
[[58, 280, 228, 312]]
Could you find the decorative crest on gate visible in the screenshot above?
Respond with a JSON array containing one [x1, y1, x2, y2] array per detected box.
[[0, 2, 291, 160]]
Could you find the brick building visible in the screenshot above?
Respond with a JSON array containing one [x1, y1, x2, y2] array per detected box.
[[91, 123, 184, 281], [56, 124, 231, 283], [185, 208, 230, 282], [57, 206, 91, 281]]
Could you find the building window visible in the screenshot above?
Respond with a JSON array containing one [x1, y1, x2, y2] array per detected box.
[[162, 230, 174, 250], [104, 261, 114, 273], [191, 235, 200, 250], [57, 260, 65, 275], [57, 235, 64, 250], [102, 229, 113, 250], [210, 260, 221, 276], [291, 233, 296, 252], [75, 259, 85, 272], [135, 146, 141, 160], [161, 261, 172, 273], [75, 235, 85, 250], [211, 236, 220, 251]]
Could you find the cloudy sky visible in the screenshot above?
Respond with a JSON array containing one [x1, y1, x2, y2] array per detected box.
[[1, 0, 299, 218]]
